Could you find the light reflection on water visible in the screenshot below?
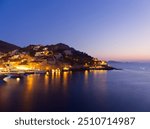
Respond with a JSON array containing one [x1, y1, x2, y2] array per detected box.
[[0, 69, 150, 112]]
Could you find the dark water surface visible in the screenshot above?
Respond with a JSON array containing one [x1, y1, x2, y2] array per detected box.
[[0, 63, 150, 112]]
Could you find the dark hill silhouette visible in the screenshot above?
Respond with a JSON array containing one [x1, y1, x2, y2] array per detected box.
[[0, 40, 20, 53], [0, 40, 114, 69], [21, 43, 93, 65]]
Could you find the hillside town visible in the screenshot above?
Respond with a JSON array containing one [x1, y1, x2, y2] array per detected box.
[[0, 40, 114, 75]]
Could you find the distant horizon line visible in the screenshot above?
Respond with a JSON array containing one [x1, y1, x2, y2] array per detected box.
[[107, 60, 150, 63]]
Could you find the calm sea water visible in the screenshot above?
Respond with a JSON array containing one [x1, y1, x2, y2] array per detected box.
[[0, 62, 150, 112]]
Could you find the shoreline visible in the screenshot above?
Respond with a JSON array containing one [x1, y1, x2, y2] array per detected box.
[[0, 66, 119, 79], [0, 66, 118, 74]]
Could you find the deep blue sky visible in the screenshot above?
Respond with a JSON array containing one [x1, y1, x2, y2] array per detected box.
[[1, 0, 150, 61]]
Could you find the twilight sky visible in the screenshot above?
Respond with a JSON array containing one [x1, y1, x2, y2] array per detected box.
[[1, 0, 150, 61]]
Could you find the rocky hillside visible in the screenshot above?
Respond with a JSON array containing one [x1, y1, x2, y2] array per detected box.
[[0, 40, 20, 53], [0, 40, 112, 71], [19, 43, 94, 66], [0, 40, 95, 67]]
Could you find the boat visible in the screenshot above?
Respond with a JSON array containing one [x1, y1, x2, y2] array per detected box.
[[7, 73, 24, 79], [0, 75, 7, 80]]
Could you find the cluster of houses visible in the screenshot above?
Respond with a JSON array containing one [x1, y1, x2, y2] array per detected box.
[[0, 45, 74, 72], [0, 44, 109, 73]]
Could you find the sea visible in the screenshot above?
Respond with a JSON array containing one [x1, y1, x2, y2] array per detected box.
[[0, 62, 150, 112]]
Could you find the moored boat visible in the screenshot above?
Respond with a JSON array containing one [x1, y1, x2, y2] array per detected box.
[[0, 74, 7, 80], [7, 73, 24, 79]]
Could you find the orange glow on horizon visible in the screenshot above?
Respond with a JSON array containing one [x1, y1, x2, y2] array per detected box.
[[96, 54, 150, 62]]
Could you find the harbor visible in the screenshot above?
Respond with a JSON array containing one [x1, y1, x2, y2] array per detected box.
[[0, 64, 115, 82]]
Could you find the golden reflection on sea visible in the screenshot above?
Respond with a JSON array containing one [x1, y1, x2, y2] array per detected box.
[[44, 74, 49, 92], [22, 75, 37, 111], [84, 70, 89, 86], [85, 70, 108, 106]]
